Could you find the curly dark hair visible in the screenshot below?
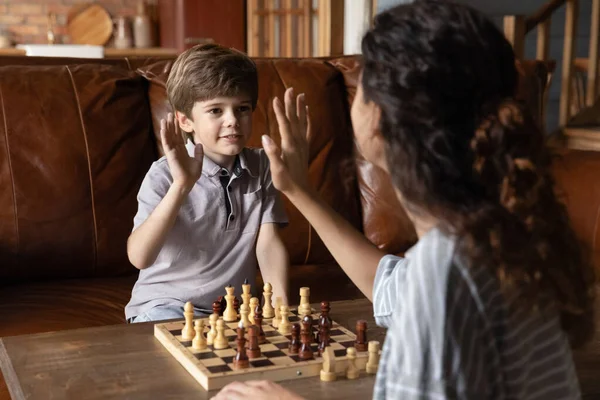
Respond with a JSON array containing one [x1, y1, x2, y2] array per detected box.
[[361, 0, 595, 347]]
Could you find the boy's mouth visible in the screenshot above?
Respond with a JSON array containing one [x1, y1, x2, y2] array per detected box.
[[221, 134, 243, 142]]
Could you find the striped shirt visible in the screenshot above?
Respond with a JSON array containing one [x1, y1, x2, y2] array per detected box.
[[372, 227, 580, 399]]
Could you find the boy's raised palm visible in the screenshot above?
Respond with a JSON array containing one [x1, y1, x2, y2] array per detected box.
[[160, 112, 203, 191], [262, 88, 310, 196]]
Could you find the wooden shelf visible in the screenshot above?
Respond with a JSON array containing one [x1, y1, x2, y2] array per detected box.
[[0, 47, 179, 58]]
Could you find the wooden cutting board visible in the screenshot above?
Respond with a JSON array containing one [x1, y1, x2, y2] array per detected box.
[[67, 3, 113, 46]]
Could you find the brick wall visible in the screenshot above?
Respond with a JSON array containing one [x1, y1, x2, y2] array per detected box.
[[0, 0, 158, 46]]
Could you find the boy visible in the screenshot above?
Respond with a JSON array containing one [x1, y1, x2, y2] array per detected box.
[[125, 44, 289, 323]]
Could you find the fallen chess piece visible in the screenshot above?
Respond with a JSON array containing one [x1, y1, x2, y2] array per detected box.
[[320, 346, 337, 381]]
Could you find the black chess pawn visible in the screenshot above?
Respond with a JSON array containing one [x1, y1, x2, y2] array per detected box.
[[318, 317, 331, 355], [302, 315, 314, 343], [233, 326, 249, 369], [254, 304, 267, 344], [298, 318, 314, 360], [289, 323, 300, 354]]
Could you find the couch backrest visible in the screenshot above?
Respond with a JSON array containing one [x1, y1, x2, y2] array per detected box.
[[0, 61, 157, 284], [0, 55, 364, 284]]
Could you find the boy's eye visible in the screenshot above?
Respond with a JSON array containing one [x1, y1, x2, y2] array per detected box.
[[209, 108, 222, 114], [238, 106, 251, 112]]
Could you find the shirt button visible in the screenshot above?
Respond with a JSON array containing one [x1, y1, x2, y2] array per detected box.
[[229, 215, 235, 221], [221, 170, 228, 176]]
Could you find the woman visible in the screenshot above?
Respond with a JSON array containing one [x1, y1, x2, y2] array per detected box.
[[215, 1, 595, 398]]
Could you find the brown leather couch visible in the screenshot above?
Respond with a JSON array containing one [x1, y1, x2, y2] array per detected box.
[[0, 54, 598, 399]]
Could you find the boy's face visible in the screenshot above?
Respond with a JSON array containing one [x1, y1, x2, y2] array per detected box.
[[177, 94, 253, 167]]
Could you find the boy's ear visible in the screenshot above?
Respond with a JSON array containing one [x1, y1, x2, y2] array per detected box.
[[175, 110, 194, 133]]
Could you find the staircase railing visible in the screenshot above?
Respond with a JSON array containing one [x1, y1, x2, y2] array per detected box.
[[504, 0, 600, 128]]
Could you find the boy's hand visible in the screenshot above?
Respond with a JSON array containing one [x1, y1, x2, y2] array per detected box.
[[262, 87, 310, 197], [160, 112, 203, 192], [212, 380, 305, 400]]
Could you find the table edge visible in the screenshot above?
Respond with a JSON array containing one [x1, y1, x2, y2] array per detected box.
[[0, 338, 26, 400]]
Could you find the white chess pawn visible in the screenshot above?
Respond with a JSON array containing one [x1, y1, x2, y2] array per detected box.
[[249, 297, 259, 325], [240, 303, 251, 328], [181, 301, 195, 340], [278, 305, 292, 335], [223, 286, 237, 322], [207, 313, 218, 345], [192, 320, 207, 350], [298, 287, 311, 316], [213, 319, 229, 350], [273, 297, 283, 328], [346, 347, 359, 379], [366, 341, 380, 375], [262, 282, 275, 319]]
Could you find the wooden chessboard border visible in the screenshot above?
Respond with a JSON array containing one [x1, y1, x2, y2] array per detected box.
[[154, 308, 369, 391]]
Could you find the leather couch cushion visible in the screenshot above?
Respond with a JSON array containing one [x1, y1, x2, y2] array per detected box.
[[328, 57, 553, 255], [137, 58, 362, 266], [0, 64, 155, 284]]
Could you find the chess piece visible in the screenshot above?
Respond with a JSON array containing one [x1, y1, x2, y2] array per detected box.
[[262, 282, 275, 318], [233, 324, 250, 369], [318, 316, 331, 355], [223, 286, 237, 322], [240, 303, 251, 328], [233, 296, 240, 314], [302, 315, 314, 343], [355, 320, 368, 351], [212, 300, 223, 316], [246, 325, 261, 358], [207, 313, 218, 345], [298, 317, 314, 360], [217, 296, 226, 315], [192, 319, 207, 350], [241, 278, 252, 309], [366, 341, 380, 375], [249, 297, 259, 325], [273, 297, 282, 328], [278, 305, 292, 335], [181, 301, 195, 340], [254, 304, 267, 344], [320, 346, 337, 382], [318, 301, 332, 342], [289, 323, 300, 354], [298, 287, 311, 316], [213, 319, 229, 350], [346, 347, 359, 379]]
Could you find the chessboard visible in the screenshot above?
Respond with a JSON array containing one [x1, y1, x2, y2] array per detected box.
[[154, 307, 369, 391]]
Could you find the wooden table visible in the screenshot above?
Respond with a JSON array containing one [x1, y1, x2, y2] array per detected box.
[[0, 299, 384, 400], [2, 297, 600, 399]]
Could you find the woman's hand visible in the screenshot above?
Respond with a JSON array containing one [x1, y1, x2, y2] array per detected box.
[[262, 87, 311, 197], [212, 380, 305, 400]]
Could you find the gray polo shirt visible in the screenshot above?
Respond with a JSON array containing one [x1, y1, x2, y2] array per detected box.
[[125, 143, 288, 320]]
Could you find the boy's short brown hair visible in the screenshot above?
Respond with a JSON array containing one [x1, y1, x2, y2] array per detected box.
[[167, 44, 258, 118]]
